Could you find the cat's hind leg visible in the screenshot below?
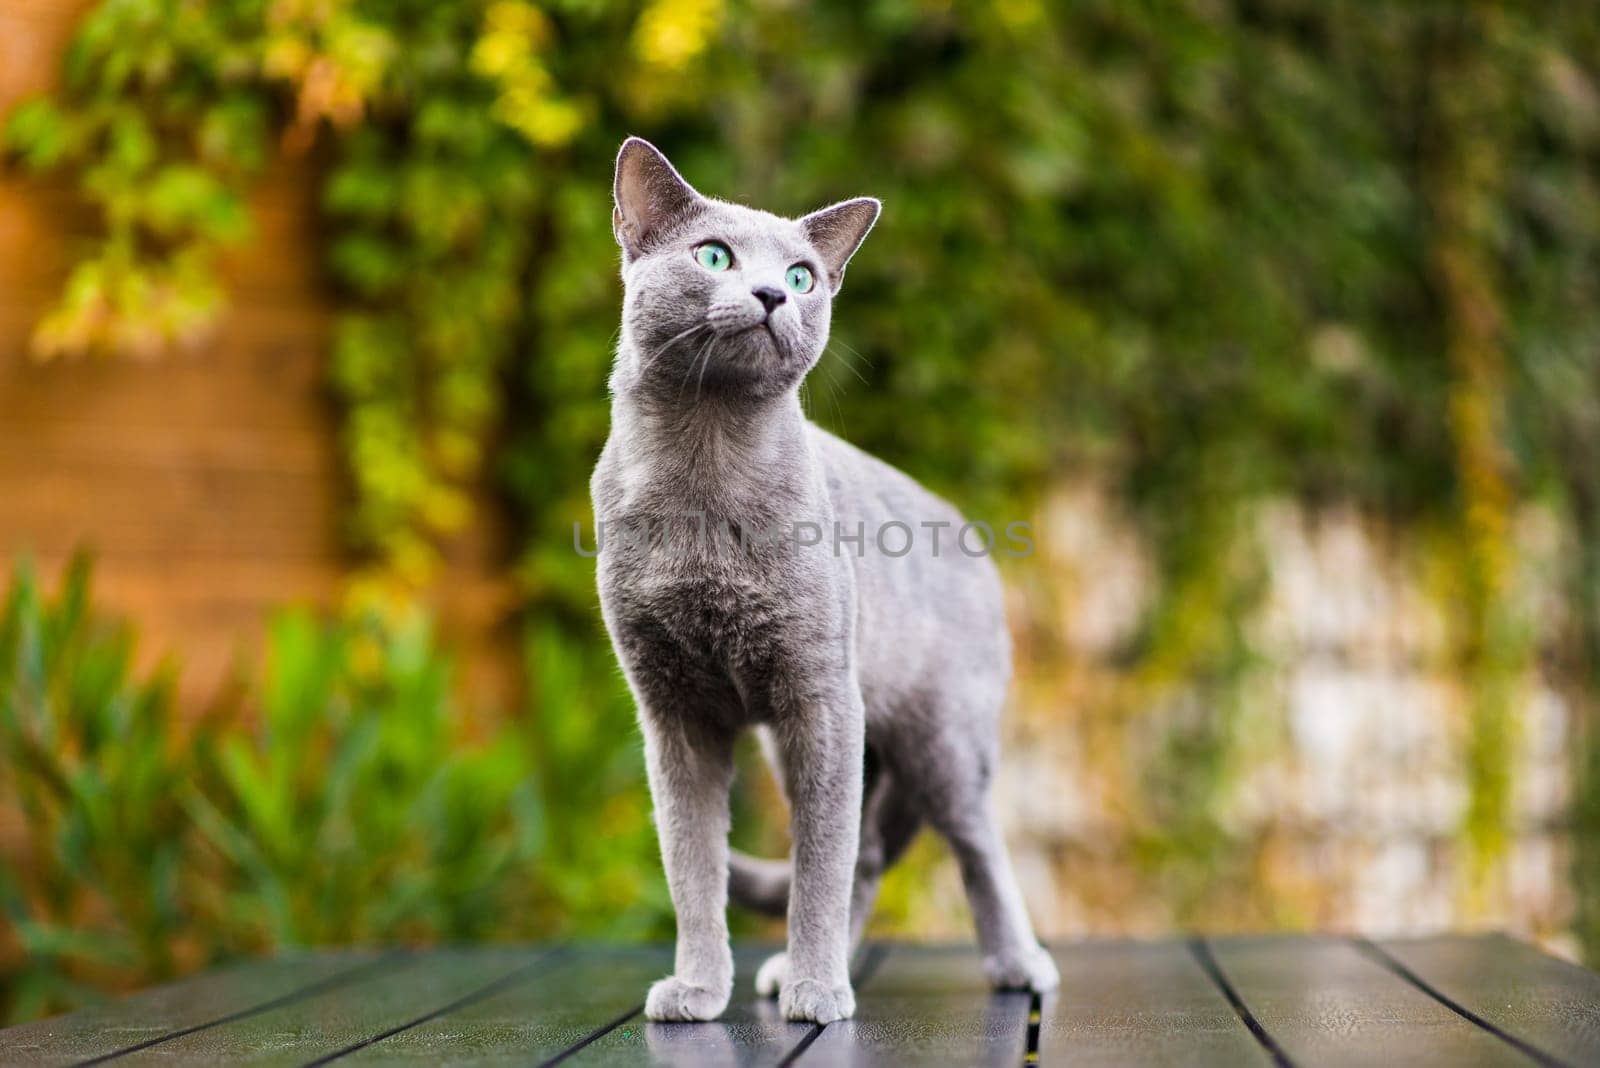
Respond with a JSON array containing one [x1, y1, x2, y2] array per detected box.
[[936, 801, 1058, 991], [913, 700, 1058, 993]]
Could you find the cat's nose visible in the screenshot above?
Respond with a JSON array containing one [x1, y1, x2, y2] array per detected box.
[[751, 285, 786, 315]]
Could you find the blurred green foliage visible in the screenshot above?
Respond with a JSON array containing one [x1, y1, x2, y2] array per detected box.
[[0, 557, 192, 1022], [0, 559, 668, 1023], [6, 0, 1600, 1013]]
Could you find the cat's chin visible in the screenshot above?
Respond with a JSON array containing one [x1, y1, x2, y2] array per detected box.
[[712, 321, 780, 351], [705, 360, 805, 398], [708, 327, 807, 383]]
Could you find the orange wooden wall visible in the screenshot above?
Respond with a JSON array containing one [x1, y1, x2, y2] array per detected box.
[[0, 0, 515, 710]]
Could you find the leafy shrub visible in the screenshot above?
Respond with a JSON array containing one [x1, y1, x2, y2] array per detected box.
[[0, 556, 197, 1022], [194, 607, 534, 947], [0, 559, 670, 1024]]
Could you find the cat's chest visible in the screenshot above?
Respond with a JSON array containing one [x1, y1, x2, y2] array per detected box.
[[591, 446, 829, 594], [597, 507, 848, 684], [605, 557, 833, 707], [592, 425, 848, 685], [600, 523, 817, 632]]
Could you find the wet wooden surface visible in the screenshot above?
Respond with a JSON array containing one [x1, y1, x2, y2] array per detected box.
[[2, 935, 1596, 1065]]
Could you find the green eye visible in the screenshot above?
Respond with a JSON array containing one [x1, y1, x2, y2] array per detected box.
[[785, 264, 815, 293], [694, 242, 732, 271]]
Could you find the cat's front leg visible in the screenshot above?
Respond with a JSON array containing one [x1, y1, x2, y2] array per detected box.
[[640, 712, 736, 1021], [774, 684, 865, 1023]]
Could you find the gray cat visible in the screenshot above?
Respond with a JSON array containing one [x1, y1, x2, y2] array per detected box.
[[591, 137, 1059, 1024]]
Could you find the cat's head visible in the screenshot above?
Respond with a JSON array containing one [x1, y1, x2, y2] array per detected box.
[[611, 137, 879, 402]]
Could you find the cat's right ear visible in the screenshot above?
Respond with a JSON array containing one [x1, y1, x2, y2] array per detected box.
[[613, 137, 702, 263]]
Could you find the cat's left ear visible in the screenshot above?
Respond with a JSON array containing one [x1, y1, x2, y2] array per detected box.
[[613, 137, 703, 263], [800, 197, 881, 292]]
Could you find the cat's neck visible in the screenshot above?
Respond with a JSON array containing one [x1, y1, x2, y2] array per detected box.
[[607, 373, 816, 515]]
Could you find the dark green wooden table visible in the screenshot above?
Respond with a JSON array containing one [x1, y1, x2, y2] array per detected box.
[[4, 935, 1597, 1065]]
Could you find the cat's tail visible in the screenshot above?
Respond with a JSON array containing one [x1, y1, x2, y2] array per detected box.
[[728, 849, 790, 916]]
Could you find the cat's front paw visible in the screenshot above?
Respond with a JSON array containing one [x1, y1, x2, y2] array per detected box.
[[779, 977, 855, 1023], [754, 951, 789, 997], [984, 944, 1060, 992], [645, 975, 730, 1021]]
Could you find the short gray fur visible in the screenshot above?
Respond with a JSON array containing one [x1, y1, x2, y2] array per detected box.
[[591, 137, 1058, 1024]]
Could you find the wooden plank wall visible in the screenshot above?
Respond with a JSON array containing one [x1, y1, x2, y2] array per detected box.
[[0, 0, 516, 711]]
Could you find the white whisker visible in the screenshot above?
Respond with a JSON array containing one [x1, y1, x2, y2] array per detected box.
[[825, 344, 870, 387], [693, 338, 715, 405], [639, 322, 710, 377], [815, 355, 849, 435], [829, 337, 873, 367], [677, 333, 716, 405]]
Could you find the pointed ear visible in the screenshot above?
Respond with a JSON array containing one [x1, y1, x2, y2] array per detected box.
[[613, 137, 702, 261], [800, 197, 881, 292]]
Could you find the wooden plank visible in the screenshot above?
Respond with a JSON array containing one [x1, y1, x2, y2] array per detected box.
[[0, 432, 330, 475], [797, 944, 1030, 1066], [335, 945, 667, 1066], [0, 952, 383, 1066], [560, 945, 814, 1067], [1040, 939, 1271, 1066], [8, 938, 1593, 1066], [114, 949, 545, 1066], [1372, 935, 1598, 1067], [1208, 935, 1536, 1066], [0, 348, 332, 434]]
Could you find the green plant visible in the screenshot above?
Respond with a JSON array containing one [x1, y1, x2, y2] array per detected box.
[[516, 622, 671, 938], [0, 556, 198, 1022], [194, 607, 524, 945], [0, 0, 274, 358], [0, 559, 669, 1024], [195, 606, 669, 947]]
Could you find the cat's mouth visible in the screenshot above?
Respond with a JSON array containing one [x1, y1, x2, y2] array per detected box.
[[640, 318, 795, 395]]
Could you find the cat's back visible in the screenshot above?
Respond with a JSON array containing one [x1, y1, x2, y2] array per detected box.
[[806, 423, 1011, 715], [806, 423, 961, 528]]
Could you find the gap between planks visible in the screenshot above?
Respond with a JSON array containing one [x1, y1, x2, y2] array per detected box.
[[1184, 936, 1577, 1068], [1351, 938, 1572, 1068], [1186, 938, 1297, 1068], [301, 951, 567, 1067], [70, 953, 411, 1067]]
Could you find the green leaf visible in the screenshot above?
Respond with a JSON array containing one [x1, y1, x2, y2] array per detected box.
[[3, 99, 73, 171]]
